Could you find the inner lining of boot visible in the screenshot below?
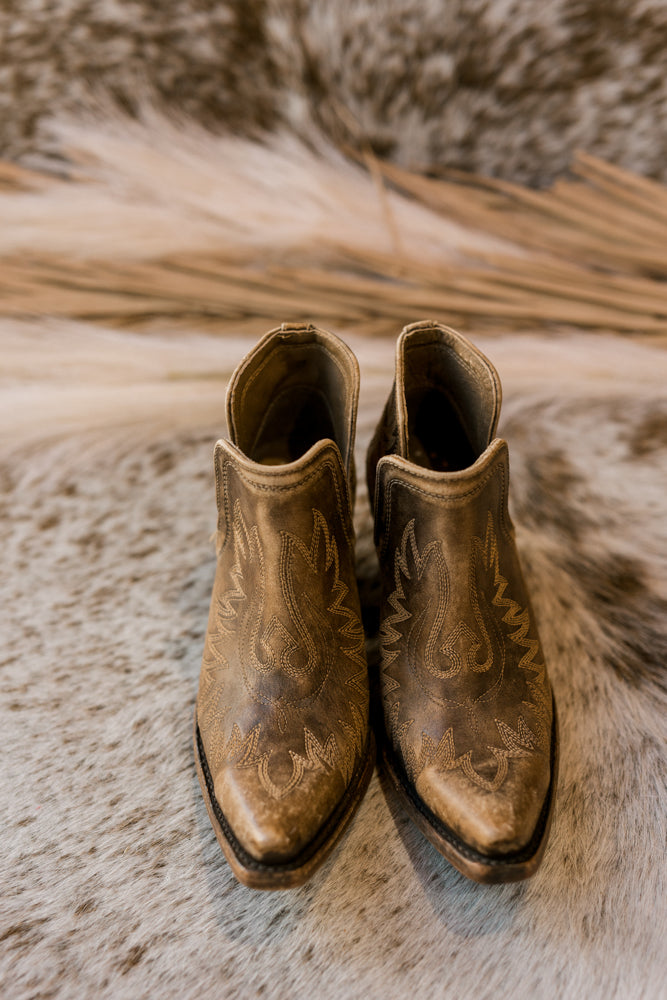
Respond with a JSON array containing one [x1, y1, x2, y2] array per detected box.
[[406, 384, 476, 472], [252, 385, 338, 465], [241, 341, 349, 465]]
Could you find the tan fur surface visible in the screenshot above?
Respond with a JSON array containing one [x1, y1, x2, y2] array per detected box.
[[1, 123, 666, 999]]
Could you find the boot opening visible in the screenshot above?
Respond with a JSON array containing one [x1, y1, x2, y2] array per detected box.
[[401, 327, 499, 471], [406, 385, 476, 472], [230, 333, 353, 466]]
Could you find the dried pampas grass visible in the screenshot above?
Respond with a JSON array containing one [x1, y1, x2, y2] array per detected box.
[[1, 117, 667, 337]]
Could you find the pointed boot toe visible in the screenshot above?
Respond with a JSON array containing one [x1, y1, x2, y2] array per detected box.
[[215, 760, 353, 865], [415, 750, 552, 858]]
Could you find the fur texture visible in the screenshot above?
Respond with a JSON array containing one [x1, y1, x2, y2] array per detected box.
[[1, 122, 666, 998], [2, 321, 666, 999], [2, 1, 667, 184]]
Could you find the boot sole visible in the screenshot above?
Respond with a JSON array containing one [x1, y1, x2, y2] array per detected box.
[[193, 712, 375, 890], [381, 699, 558, 884]]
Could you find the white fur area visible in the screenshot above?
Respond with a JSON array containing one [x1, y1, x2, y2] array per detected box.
[[2, 316, 666, 999]]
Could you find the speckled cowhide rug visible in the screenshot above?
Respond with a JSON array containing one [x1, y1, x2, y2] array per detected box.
[[0, 103, 667, 1000], [4, 0, 667, 187], [2, 316, 666, 998]]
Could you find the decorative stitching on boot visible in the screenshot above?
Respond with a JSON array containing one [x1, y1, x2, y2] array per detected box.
[[381, 513, 550, 793], [199, 503, 367, 800]]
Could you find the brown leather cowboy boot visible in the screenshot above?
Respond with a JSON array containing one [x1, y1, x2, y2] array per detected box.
[[195, 323, 373, 889], [367, 320, 557, 883]]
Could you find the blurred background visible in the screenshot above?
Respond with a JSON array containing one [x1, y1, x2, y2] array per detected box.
[[4, 0, 667, 184], [2, 0, 667, 357]]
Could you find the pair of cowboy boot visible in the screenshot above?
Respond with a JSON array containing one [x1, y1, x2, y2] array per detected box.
[[193, 321, 557, 889]]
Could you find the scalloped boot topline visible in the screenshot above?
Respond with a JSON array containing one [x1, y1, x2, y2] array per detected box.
[[194, 323, 373, 889], [367, 320, 558, 883]]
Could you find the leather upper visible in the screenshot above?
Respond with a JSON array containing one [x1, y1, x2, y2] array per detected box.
[[197, 324, 369, 863], [369, 321, 554, 856]]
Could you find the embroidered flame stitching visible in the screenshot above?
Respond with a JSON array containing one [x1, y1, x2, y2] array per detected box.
[[198, 502, 367, 799], [381, 513, 549, 793]]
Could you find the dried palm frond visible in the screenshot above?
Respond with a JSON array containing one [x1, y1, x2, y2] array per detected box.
[[1, 120, 666, 336]]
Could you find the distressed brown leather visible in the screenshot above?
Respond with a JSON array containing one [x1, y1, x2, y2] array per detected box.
[[368, 321, 554, 857], [196, 324, 370, 865]]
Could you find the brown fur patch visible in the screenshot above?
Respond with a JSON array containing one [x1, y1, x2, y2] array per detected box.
[[625, 407, 667, 459], [512, 446, 589, 542], [560, 551, 667, 693]]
